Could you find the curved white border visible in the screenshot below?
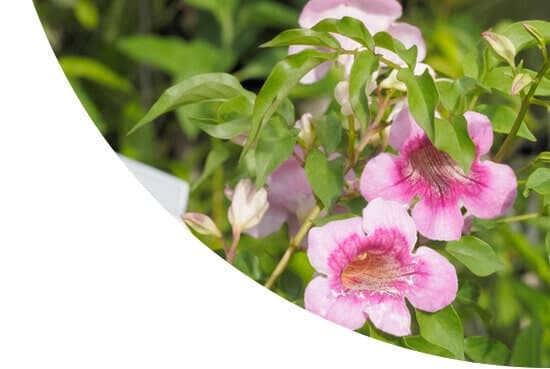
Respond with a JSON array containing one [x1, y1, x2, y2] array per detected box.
[[0, 2, 515, 368]]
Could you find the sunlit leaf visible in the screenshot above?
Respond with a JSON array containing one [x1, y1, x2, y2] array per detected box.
[[305, 150, 344, 210], [446, 236, 503, 277], [465, 336, 510, 365], [397, 68, 438, 141], [416, 305, 464, 360], [243, 49, 336, 156]]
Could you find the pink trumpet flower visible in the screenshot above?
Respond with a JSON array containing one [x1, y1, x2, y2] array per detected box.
[[305, 199, 458, 336], [360, 109, 517, 241]]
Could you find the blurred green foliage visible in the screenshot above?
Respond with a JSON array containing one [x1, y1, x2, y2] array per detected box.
[[35, 0, 550, 365]]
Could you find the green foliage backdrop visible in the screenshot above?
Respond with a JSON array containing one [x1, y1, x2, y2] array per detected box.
[[35, 0, 550, 366]]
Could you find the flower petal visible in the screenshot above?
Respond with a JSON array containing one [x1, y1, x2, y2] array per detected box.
[[465, 111, 494, 156], [299, 0, 402, 32], [308, 217, 365, 275], [364, 294, 411, 336], [268, 156, 313, 213], [389, 108, 425, 151], [406, 246, 458, 312], [412, 197, 464, 241], [362, 198, 417, 249], [461, 161, 517, 218], [387, 22, 427, 62], [304, 276, 367, 330], [360, 153, 415, 204], [245, 203, 288, 238]]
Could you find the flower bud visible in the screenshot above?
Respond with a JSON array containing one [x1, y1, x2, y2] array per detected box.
[[183, 212, 223, 238], [334, 80, 354, 116], [296, 113, 315, 148], [511, 73, 533, 96], [482, 31, 517, 67], [228, 179, 269, 234]]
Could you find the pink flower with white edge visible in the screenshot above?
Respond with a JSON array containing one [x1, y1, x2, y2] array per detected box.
[[305, 198, 457, 336], [360, 108, 518, 241], [291, 0, 427, 84]]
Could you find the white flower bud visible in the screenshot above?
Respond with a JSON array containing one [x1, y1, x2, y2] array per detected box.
[[228, 179, 269, 234], [183, 212, 223, 238], [511, 73, 533, 96], [334, 80, 354, 116], [296, 113, 315, 148], [482, 31, 517, 67]]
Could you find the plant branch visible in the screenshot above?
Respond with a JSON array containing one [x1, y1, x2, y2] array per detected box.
[[264, 205, 322, 290], [496, 213, 540, 223], [494, 59, 550, 163], [347, 115, 356, 164]]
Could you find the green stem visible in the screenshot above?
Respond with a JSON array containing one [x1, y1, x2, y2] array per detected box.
[[494, 60, 550, 163], [226, 231, 241, 265], [264, 205, 322, 290], [496, 213, 540, 224], [347, 115, 356, 165]]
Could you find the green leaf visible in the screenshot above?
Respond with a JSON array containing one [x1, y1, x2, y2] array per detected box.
[[484, 66, 550, 97], [437, 77, 489, 113], [305, 150, 344, 209], [477, 105, 536, 142], [67, 78, 107, 133], [237, 2, 299, 30], [416, 305, 465, 360], [185, 0, 238, 47], [218, 95, 254, 120], [502, 20, 550, 54], [262, 28, 340, 49], [313, 113, 342, 155], [192, 144, 231, 191], [397, 68, 439, 141], [132, 73, 254, 133], [191, 117, 250, 139], [312, 16, 374, 50], [434, 116, 476, 173], [243, 49, 336, 156], [234, 49, 288, 81], [446, 236, 503, 277], [254, 124, 296, 187], [525, 168, 550, 196], [536, 151, 550, 164], [545, 232, 550, 264], [464, 336, 510, 365], [59, 56, 131, 92], [404, 336, 455, 359], [510, 323, 543, 367], [374, 32, 418, 69], [74, 0, 99, 30], [349, 50, 379, 127], [117, 36, 233, 77]]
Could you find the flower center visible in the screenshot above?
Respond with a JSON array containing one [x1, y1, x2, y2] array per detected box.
[[341, 252, 413, 293], [407, 140, 469, 195]]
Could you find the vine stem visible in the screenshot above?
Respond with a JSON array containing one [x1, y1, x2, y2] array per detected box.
[[226, 231, 241, 265], [496, 213, 540, 223], [347, 115, 356, 164], [494, 59, 550, 163], [264, 205, 322, 290]]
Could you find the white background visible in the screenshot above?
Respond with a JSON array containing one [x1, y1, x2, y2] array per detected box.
[[0, 2, 511, 368]]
